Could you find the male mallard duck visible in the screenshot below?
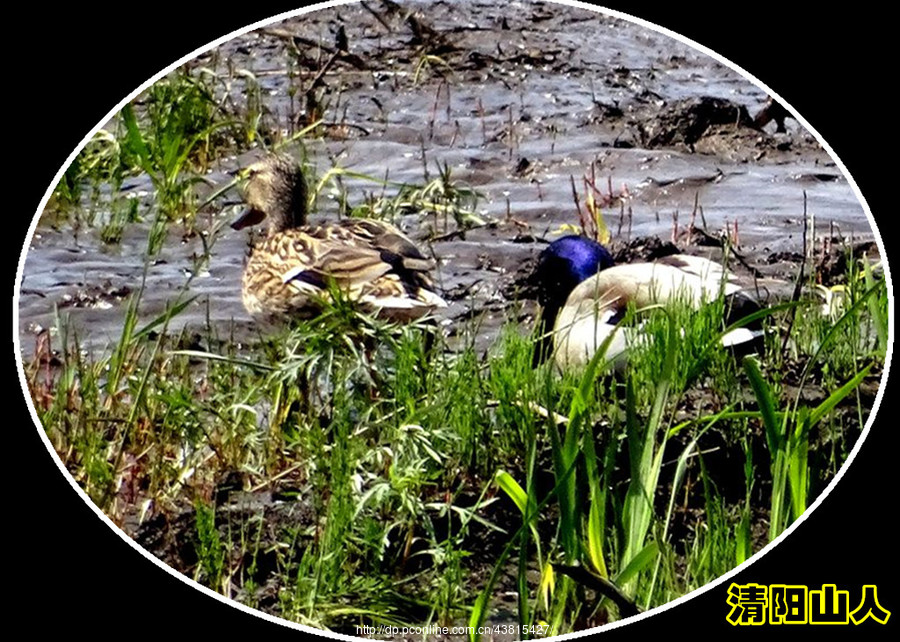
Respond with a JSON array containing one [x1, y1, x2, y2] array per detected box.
[[531, 235, 765, 370], [231, 154, 446, 322]]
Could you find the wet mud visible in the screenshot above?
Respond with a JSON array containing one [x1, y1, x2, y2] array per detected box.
[[18, 0, 874, 358]]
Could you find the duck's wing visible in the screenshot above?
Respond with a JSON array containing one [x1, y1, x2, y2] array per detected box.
[[331, 219, 438, 274], [569, 257, 742, 311], [245, 223, 445, 320], [279, 237, 395, 292]]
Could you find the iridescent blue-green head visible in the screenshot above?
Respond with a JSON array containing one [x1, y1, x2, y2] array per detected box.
[[531, 235, 615, 364], [533, 235, 616, 311]]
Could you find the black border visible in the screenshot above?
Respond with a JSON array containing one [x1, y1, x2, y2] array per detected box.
[[11, 2, 896, 638]]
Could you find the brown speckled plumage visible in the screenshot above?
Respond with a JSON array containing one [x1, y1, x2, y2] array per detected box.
[[232, 155, 445, 321]]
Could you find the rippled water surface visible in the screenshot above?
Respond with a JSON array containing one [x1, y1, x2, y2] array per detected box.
[[18, 0, 875, 356]]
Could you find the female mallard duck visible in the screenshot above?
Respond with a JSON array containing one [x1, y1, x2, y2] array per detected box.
[[531, 235, 765, 370], [231, 154, 446, 322]]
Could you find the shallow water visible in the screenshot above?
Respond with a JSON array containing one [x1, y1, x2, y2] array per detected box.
[[17, 0, 874, 358]]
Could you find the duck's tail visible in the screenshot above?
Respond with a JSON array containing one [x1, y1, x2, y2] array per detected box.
[[720, 326, 764, 348], [364, 288, 448, 321], [721, 290, 766, 353]]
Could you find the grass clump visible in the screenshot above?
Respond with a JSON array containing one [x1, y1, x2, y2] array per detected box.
[[26, 238, 886, 634], [46, 64, 281, 257], [312, 162, 484, 235]]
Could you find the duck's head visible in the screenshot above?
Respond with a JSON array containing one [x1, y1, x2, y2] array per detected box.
[[231, 154, 309, 234], [532, 235, 616, 312], [530, 235, 615, 365]]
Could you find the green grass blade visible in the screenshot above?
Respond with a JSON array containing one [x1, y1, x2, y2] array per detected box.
[[862, 259, 888, 353], [469, 461, 577, 640], [788, 407, 810, 520], [796, 280, 884, 402], [133, 294, 198, 339], [168, 349, 275, 372], [742, 356, 781, 453], [120, 104, 153, 172], [807, 363, 873, 427], [614, 541, 659, 588], [581, 415, 608, 578], [688, 300, 805, 383], [622, 311, 676, 570], [495, 470, 529, 516]]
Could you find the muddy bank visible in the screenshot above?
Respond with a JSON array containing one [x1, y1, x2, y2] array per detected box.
[[17, 0, 874, 359]]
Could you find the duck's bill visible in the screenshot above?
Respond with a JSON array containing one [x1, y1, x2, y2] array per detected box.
[[231, 208, 266, 230]]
